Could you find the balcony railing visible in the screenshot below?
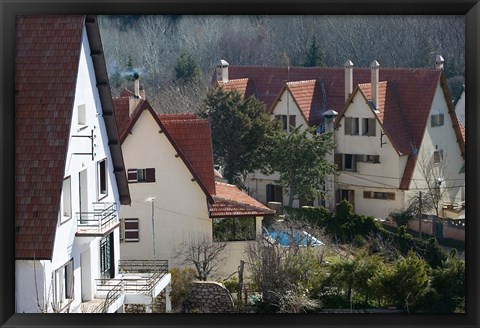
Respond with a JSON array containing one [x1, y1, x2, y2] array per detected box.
[[76, 202, 119, 236], [93, 280, 124, 313], [119, 260, 169, 294]]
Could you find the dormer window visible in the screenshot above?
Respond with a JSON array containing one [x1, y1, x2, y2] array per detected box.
[[431, 113, 444, 127]]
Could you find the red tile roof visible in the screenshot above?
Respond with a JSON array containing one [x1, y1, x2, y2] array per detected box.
[[113, 99, 216, 201], [161, 116, 216, 197], [15, 16, 85, 259], [210, 182, 275, 217], [15, 15, 131, 260], [218, 78, 256, 99], [220, 65, 464, 191]]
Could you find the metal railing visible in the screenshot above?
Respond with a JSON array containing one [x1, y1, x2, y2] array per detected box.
[[119, 260, 169, 294], [93, 280, 124, 313], [76, 202, 118, 234]]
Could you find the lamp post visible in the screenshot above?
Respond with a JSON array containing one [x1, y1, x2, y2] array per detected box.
[[145, 196, 156, 272]]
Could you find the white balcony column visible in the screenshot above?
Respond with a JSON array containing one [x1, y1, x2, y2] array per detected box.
[[165, 285, 172, 313]]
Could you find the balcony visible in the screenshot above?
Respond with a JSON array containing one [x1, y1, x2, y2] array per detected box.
[[76, 202, 119, 237], [86, 260, 171, 312]]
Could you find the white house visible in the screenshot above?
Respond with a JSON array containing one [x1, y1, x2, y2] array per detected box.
[[213, 58, 465, 220], [15, 15, 170, 314], [334, 59, 465, 219], [113, 86, 275, 278]]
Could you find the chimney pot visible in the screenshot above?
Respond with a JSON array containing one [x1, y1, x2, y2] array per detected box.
[[344, 60, 354, 102], [216, 59, 229, 83], [370, 60, 380, 108], [435, 54, 445, 70]]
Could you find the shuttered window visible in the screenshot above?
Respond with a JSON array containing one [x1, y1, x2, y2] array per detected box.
[[364, 191, 395, 200], [362, 118, 376, 136], [120, 218, 139, 242], [344, 117, 352, 135], [275, 114, 296, 131], [127, 168, 156, 183], [431, 113, 445, 127]]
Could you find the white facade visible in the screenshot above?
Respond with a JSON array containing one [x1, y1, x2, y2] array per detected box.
[[16, 27, 122, 313], [334, 83, 465, 219], [119, 109, 212, 267]]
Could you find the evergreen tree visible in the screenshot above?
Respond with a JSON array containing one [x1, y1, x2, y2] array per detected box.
[[199, 88, 280, 186], [174, 52, 201, 85], [271, 127, 336, 207], [304, 36, 324, 67]]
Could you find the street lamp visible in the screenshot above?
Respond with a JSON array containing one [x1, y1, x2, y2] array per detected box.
[[145, 196, 156, 272]]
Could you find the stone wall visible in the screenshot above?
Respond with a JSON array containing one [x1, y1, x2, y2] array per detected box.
[[124, 290, 167, 313], [183, 281, 235, 313]]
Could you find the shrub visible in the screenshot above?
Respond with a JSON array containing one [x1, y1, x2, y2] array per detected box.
[[169, 267, 197, 312]]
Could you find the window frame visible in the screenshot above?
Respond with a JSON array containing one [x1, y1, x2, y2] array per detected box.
[[77, 104, 87, 129], [61, 176, 72, 223], [266, 184, 283, 203], [120, 218, 139, 242], [344, 154, 356, 171], [213, 216, 257, 242], [430, 113, 445, 127], [127, 168, 156, 183], [53, 258, 74, 312], [97, 158, 108, 201], [362, 118, 376, 136]]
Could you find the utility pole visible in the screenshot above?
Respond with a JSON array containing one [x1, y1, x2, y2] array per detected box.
[[418, 191, 422, 239]]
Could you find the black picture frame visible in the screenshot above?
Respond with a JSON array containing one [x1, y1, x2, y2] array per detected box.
[[1, 1, 479, 327]]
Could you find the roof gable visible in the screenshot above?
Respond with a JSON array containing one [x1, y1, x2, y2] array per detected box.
[[15, 15, 130, 260], [113, 100, 215, 202]]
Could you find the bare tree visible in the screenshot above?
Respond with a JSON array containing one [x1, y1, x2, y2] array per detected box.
[[174, 233, 228, 281]]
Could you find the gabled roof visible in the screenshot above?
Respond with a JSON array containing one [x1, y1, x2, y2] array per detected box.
[[15, 15, 130, 260], [210, 182, 275, 217], [113, 99, 216, 202], [270, 80, 326, 127], [334, 73, 465, 190], [217, 78, 256, 99]]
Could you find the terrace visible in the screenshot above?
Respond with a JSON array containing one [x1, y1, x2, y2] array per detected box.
[[76, 202, 120, 237]]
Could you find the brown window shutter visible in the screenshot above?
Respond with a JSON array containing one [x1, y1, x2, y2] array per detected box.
[[334, 154, 343, 171], [124, 218, 139, 242], [439, 113, 444, 126], [373, 155, 380, 163], [344, 117, 352, 135], [282, 115, 288, 130], [289, 115, 296, 128], [127, 169, 138, 183], [368, 118, 376, 136], [145, 168, 156, 182], [363, 191, 372, 199], [387, 193, 395, 200]]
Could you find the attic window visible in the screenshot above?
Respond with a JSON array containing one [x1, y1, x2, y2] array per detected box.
[[362, 118, 376, 136], [128, 168, 156, 183], [78, 104, 86, 127], [431, 113, 444, 127], [275, 115, 296, 131], [433, 150, 443, 164], [344, 117, 359, 135]]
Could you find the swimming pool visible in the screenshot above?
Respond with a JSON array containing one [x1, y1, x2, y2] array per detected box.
[[262, 227, 324, 247]]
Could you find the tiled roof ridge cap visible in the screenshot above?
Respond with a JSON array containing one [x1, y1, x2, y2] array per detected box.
[[230, 64, 440, 71], [287, 79, 317, 85]]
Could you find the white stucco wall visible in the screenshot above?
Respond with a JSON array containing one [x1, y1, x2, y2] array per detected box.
[[119, 110, 212, 269], [16, 25, 123, 313], [334, 91, 407, 218], [407, 84, 465, 215]]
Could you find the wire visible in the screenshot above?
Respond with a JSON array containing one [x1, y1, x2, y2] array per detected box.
[[130, 199, 212, 223]]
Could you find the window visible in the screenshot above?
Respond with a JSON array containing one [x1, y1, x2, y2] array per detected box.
[[430, 113, 444, 127], [433, 150, 443, 164], [275, 115, 296, 131], [61, 177, 72, 222], [120, 218, 139, 242], [362, 118, 376, 136], [77, 104, 86, 127], [344, 117, 359, 135], [266, 184, 283, 203], [53, 259, 74, 311], [213, 217, 256, 242], [128, 168, 156, 183], [363, 191, 395, 200], [100, 233, 114, 280], [344, 154, 356, 171], [97, 159, 108, 200]]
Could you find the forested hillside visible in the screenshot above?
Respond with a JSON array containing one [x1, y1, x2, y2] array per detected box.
[[98, 15, 465, 114]]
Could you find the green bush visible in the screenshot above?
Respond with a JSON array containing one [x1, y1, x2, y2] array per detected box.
[[169, 267, 197, 312], [222, 277, 239, 294]]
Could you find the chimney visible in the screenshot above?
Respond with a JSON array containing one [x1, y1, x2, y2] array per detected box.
[[344, 60, 354, 102], [435, 54, 445, 70], [139, 84, 145, 100], [370, 60, 380, 108], [133, 72, 140, 97], [216, 59, 229, 83], [129, 72, 142, 116]]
